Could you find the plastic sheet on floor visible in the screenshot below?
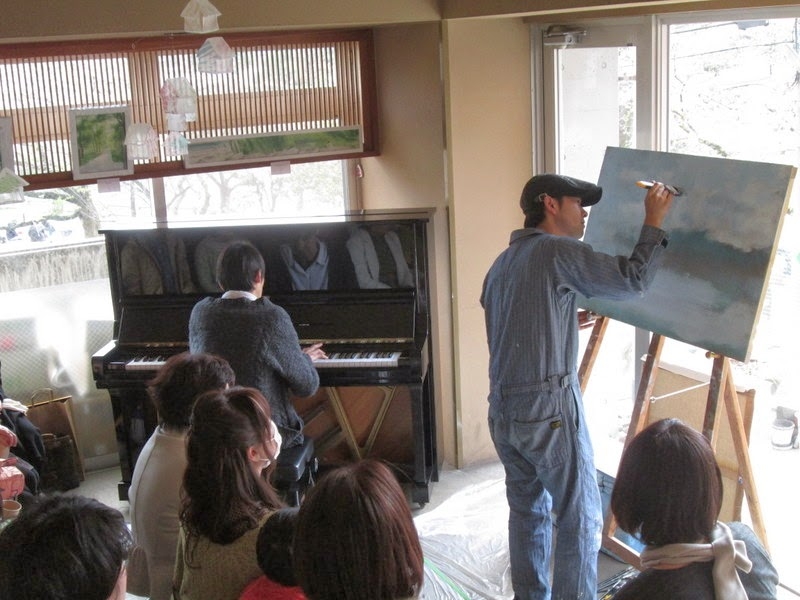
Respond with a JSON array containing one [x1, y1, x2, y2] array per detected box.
[[415, 475, 513, 599]]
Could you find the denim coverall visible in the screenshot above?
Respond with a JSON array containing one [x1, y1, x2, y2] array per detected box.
[[480, 224, 668, 600]]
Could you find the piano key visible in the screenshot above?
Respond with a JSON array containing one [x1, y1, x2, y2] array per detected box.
[[313, 350, 402, 368], [125, 356, 167, 370]]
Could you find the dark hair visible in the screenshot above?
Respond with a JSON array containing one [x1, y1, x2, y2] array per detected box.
[[523, 193, 561, 228], [256, 507, 300, 587], [0, 494, 131, 600], [293, 459, 423, 600], [180, 386, 283, 547], [147, 351, 235, 428], [217, 240, 265, 291], [611, 418, 723, 546]]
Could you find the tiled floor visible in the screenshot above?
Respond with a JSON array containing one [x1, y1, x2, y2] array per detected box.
[[73, 460, 798, 599]]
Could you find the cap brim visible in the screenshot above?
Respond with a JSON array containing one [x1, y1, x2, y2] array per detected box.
[[580, 188, 602, 207]]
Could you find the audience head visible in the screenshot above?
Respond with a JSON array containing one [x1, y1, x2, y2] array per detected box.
[[181, 386, 283, 545], [611, 418, 723, 547], [256, 507, 301, 587], [216, 240, 265, 292], [147, 351, 235, 429], [294, 459, 423, 600], [0, 493, 132, 600]]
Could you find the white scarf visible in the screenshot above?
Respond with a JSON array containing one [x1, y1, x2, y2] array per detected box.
[[639, 521, 752, 600]]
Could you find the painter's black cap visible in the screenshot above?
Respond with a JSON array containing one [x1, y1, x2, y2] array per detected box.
[[520, 174, 603, 212]]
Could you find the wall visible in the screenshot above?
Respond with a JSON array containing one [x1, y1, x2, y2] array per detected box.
[[361, 24, 456, 465], [442, 17, 533, 465], [364, 18, 533, 468], [4, 0, 790, 40], [0, 0, 441, 40], [441, 0, 799, 20]]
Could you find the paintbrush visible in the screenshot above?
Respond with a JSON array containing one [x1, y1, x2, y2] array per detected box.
[[636, 180, 683, 196]]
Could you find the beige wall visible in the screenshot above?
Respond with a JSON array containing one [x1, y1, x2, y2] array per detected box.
[[442, 17, 533, 465], [6, 0, 792, 41], [360, 24, 457, 465], [0, 0, 440, 41], [364, 18, 534, 468], [441, 0, 799, 20]]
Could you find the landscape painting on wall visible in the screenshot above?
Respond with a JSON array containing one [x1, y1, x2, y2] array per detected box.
[[184, 126, 363, 169], [69, 106, 133, 180], [579, 146, 796, 362]]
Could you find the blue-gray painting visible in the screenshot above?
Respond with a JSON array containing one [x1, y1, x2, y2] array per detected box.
[[579, 147, 796, 362]]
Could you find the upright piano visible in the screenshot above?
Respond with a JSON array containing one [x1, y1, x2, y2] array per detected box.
[[92, 209, 438, 504]]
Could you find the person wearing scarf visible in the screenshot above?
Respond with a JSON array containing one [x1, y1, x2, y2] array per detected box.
[[609, 418, 778, 600]]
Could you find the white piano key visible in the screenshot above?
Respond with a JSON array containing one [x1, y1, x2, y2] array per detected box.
[[313, 350, 401, 369]]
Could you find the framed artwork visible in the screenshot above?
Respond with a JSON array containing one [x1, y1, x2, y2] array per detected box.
[[579, 146, 796, 362], [184, 126, 363, 169], [0, 117, 13, 171], [69, 106, 133, 180]]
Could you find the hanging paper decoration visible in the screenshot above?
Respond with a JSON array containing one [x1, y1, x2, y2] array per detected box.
[[160, 78, 198, 132], [164, 131, 189, 157], [197, 37, 235, 74], [124, 123, 160, 160], [181, 0, 221, 34]]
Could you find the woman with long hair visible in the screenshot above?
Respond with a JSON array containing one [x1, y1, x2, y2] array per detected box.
[[173, 386, 284, 600]]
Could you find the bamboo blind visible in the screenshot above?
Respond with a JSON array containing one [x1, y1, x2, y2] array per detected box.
[[0, 29, 377, 189]]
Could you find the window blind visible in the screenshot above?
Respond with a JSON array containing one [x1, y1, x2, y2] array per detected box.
[[0, 29, 377, 189]]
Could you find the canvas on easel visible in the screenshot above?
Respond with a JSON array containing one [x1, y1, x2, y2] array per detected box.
[[580, 147, 796, 362]]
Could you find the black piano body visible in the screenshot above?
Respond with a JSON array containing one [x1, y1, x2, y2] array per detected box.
[[92, 210, 438, 504]]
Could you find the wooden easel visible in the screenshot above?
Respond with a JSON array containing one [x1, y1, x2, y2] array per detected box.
[[578, 315, 769, 567]]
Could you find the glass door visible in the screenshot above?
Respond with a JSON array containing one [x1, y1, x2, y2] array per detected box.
[[536, 17, 655, 178], [534, 17, 656, 475]]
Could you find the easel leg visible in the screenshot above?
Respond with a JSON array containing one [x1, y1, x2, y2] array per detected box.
[[702, 354, 727, 446], [602, 333, 665, 563], [579, 315, 609, 394], [720, 361, 769, 551]]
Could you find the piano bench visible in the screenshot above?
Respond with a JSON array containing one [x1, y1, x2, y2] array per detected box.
[[273, 437, 317, 507]]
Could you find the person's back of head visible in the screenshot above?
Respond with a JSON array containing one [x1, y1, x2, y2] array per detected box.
[[611, 418, 723, 546], [181, 386, 283, 545], [293, 459, 423, 600], [0, 493, 131, 600], [147, 351, 235, 429], [256, 507, 300, 587], [217, 241, 265, 292]]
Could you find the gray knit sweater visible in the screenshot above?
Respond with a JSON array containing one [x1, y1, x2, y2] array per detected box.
[[188, 296, 319, 447]]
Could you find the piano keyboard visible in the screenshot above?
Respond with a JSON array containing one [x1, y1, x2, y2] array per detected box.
[[123, 350, 403, 371], [125, 356, 169, 370], [313, 350, 401, 369]]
